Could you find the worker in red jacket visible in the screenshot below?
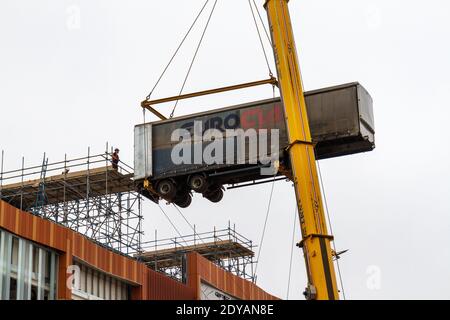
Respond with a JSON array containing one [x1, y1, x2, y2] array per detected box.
[[112, 148, 120, 170]]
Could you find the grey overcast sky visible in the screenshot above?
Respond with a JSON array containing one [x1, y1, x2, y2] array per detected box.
[[1, 0, 450, 300]]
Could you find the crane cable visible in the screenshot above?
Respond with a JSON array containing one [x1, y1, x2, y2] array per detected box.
[[145, 0, 211, 100], [170, 0, 219, 118], [286, 204, 297, 300], [142, 0, 212, 160], [172, 204, 205, 244], [146, 0, 274, 118], [252, 0, 273, 47], [248, 0, 273, 77], [317, 161, 346, 300], [157, 203, 189, 245], [253, 175, 276, 283]]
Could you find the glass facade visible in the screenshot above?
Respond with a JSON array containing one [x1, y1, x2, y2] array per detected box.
[[0, 228, 58, 300], [71, 261, 130, 300]]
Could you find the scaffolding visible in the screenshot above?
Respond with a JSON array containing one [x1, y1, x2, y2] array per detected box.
[[0, 150, 258, 283], [0, 148, 143, 255], [136, 224, 256, 283]]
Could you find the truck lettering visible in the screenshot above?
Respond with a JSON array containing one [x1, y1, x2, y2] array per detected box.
[[241, 103, 283, 129], [181, 113, 240, 134]]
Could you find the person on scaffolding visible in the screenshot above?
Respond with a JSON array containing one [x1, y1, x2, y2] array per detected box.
[[112, 148, 120, 170]]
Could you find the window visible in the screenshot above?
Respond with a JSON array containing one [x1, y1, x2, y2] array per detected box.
[[71, 261, 130, 300], [0, 228, 58, 300]]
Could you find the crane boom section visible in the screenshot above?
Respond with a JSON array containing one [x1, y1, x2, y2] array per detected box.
[[264, 0, 339, 300]]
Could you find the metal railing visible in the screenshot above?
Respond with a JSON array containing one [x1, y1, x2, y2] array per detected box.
[[0, 146, 143, 256]]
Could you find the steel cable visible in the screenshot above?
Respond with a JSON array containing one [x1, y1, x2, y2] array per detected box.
[[317, 161, 346, 300], [248, 0, 273, 77], [145, 0, 211, 100], [253, 175, 276, 283], [170, 0, 219, 118], [252, 0, 273, 46], [172, 203, 205, 244], [286, 204, 297, 299], [157, 203, 189, 245]]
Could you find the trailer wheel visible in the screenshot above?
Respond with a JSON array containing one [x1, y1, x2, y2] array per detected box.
[[174, 193, 192, 208], [205, 188, 223, 203], [188, 175, 208, 193], [156, 179, 176, 200]]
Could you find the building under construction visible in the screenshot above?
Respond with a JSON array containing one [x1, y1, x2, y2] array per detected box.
[[0, 149, 275, 300]]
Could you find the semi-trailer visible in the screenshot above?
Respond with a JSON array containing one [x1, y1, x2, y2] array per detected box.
[[134, 82, 375, 207]]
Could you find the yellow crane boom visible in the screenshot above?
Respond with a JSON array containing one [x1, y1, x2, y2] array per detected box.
[[264, 0, 339, 300]]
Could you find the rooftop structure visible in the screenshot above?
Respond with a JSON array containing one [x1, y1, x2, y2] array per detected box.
[[137, 225, 256, 282]]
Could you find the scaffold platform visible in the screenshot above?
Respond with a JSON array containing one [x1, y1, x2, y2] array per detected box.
[[138, 239, 254, 269], [0, 150, 143, 255], [135, 226, 256, 282], [0, 166, 134, 209]]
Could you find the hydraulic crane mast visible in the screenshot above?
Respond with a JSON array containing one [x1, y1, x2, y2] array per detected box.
[[264, 0, 339, 300]]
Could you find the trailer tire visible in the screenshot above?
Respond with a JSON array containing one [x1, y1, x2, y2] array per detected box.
[[174, 193, 192, 208], [188, 174, 208, 193], [156, 179, 177, 200], [205, 188, 223, 203]]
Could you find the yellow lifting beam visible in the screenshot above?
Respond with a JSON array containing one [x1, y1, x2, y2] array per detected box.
[[141, 77, 278, 120], [264, 0, 339, 300]]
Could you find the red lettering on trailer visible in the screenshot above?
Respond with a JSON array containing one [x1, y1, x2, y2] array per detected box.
[[241, 104, 283, 129]]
